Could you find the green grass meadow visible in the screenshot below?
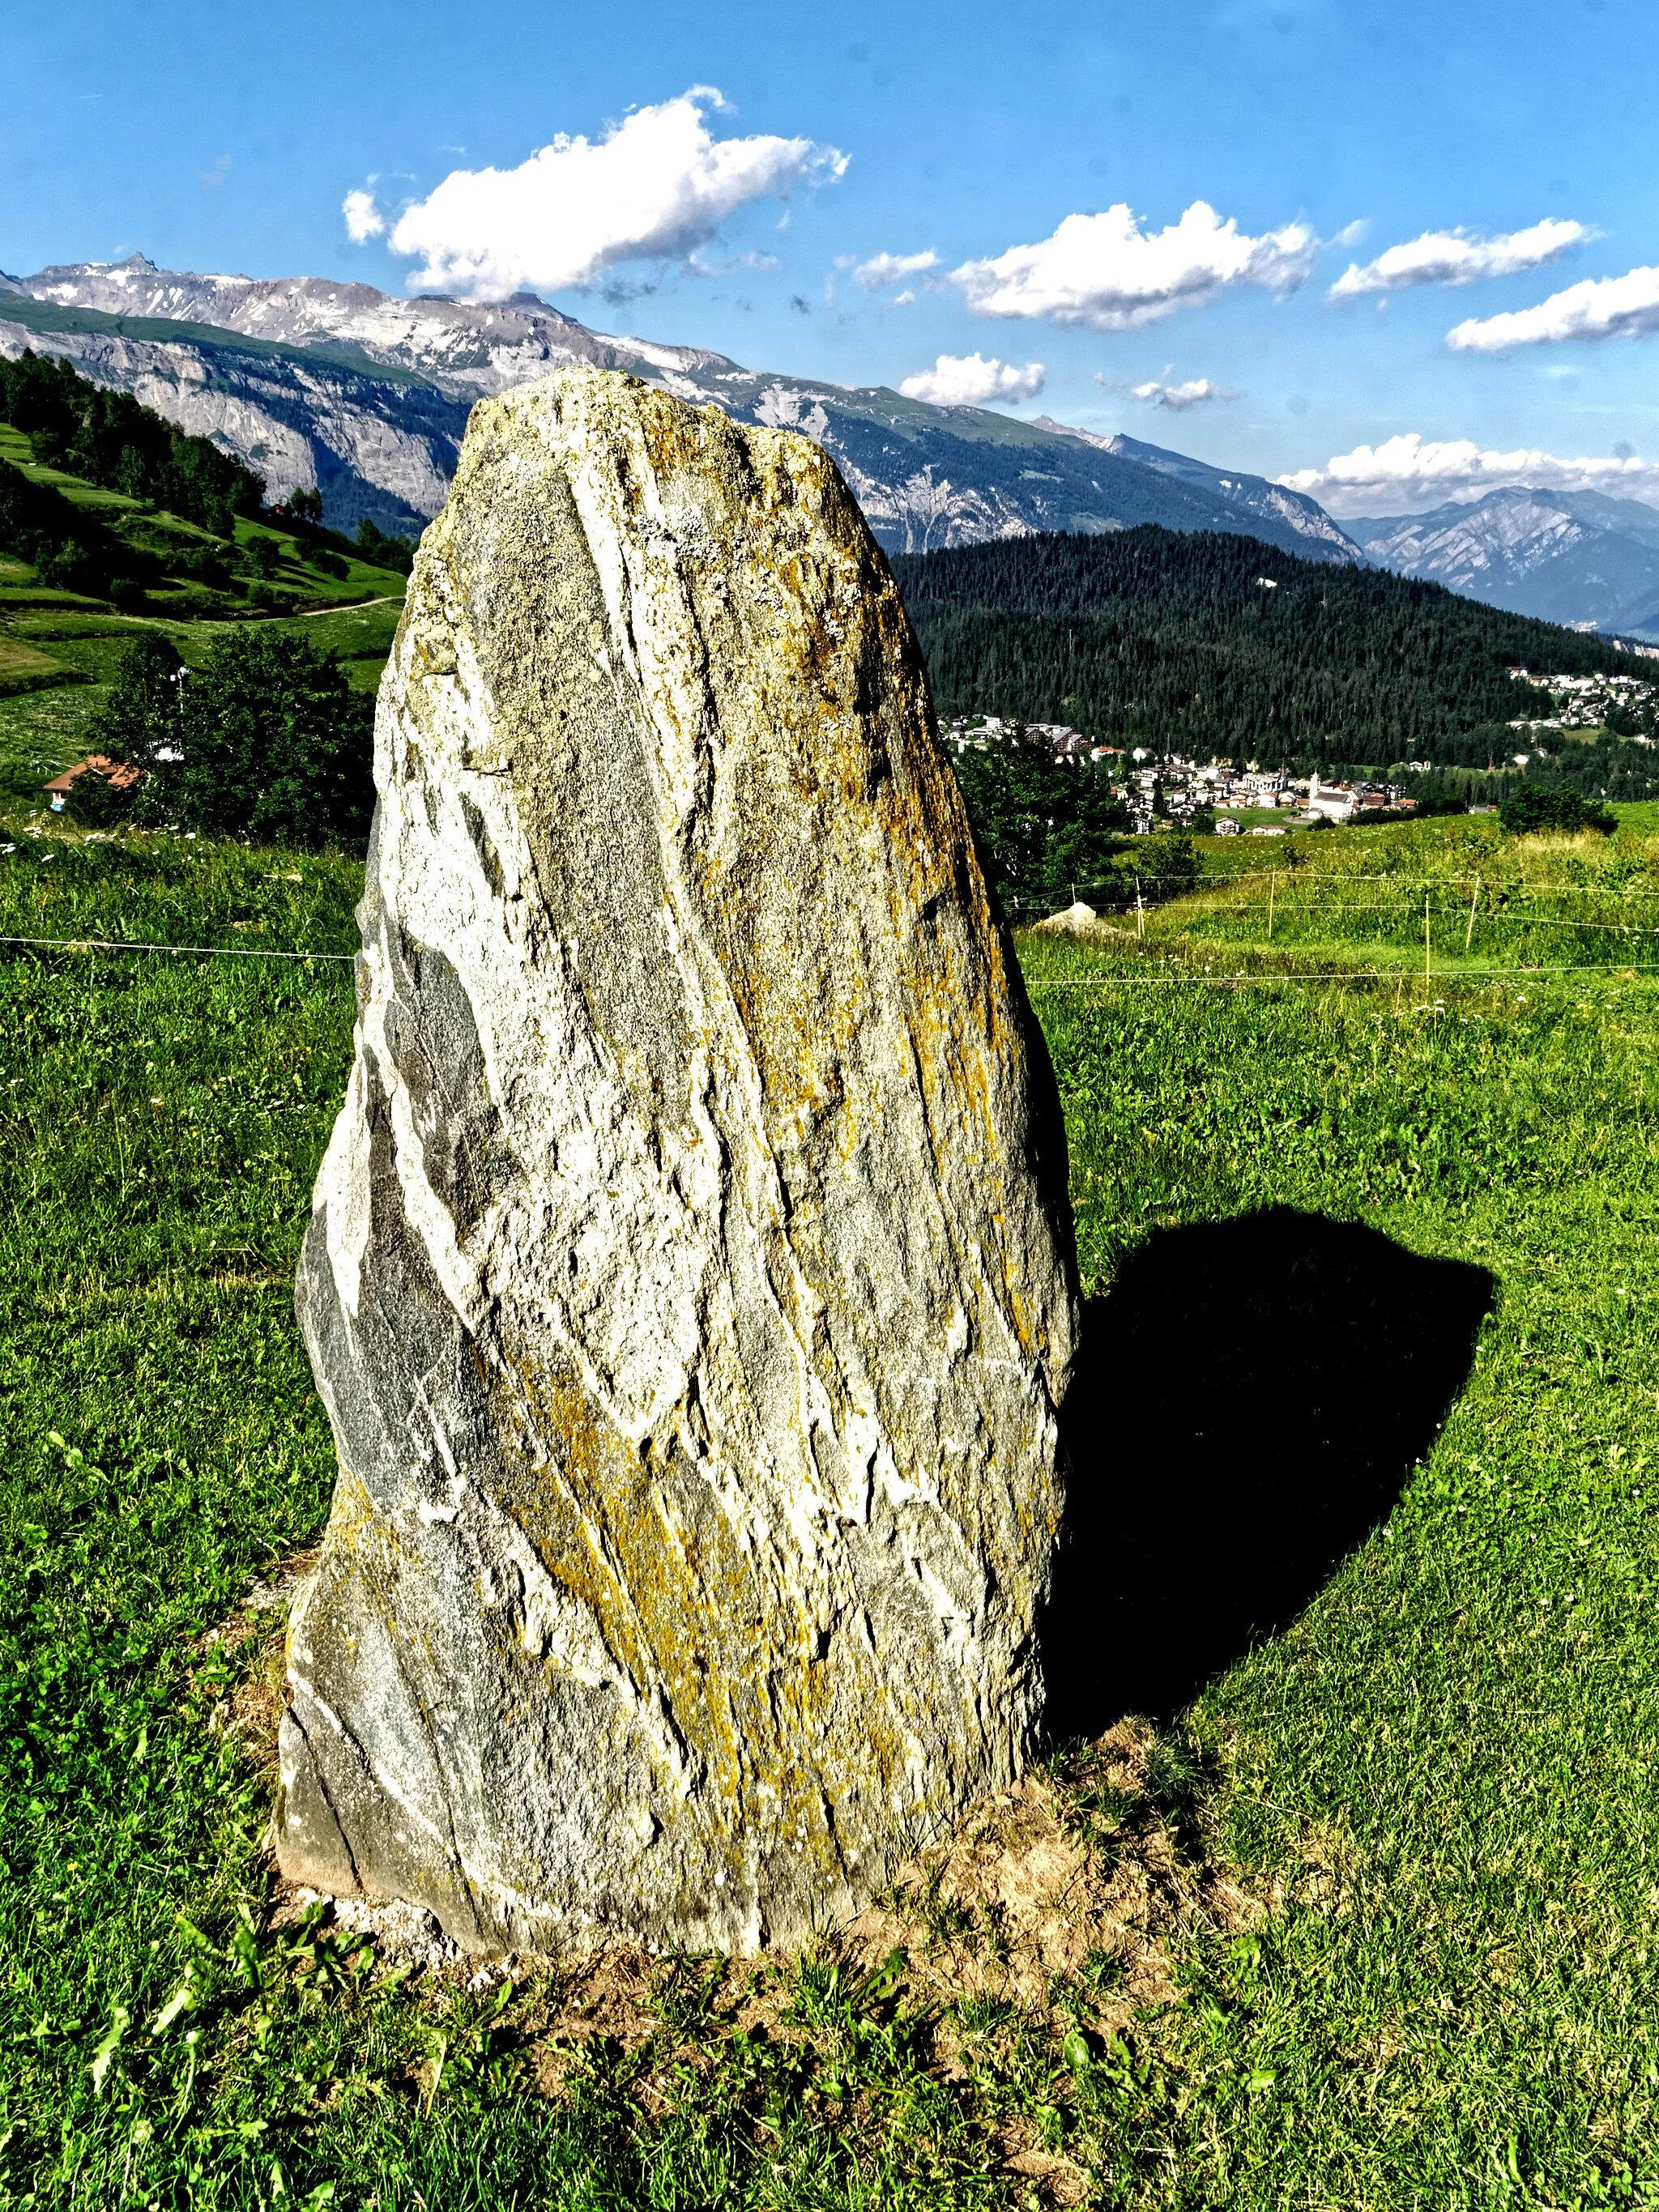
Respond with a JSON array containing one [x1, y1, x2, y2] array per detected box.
[[2, 795, 1659, 2207], [0, 420, 410, 838]]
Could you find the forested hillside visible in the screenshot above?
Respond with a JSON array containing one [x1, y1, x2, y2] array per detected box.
[[0, 349, 264, 533], [0, 455, 149, 603], [0, 351, 415, 633], [893, 528, 1656, 781]]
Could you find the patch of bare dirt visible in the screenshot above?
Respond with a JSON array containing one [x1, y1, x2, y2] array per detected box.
[[186, 1545, 319, 1788], [257, 1722, 1256, 2022], [275, 1888, 473, 1978], [224, 1559, 1269, 2205], [842, 1720, 1259, 2037]]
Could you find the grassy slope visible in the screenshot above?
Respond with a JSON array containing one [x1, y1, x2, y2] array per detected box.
[[0, 586, 405, 812], [1026, 865, 1659, 2200], [0, 425, 409, 809], [0, 603, 404, 817], [1, 808, 1657, 2206]]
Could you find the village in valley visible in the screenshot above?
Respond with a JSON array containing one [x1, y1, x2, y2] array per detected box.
[[944, 655, 1659, 839], [1503, 665, 1658, 739], [942, 713, 1421, 834]]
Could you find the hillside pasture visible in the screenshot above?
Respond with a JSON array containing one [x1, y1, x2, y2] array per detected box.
[[0, 809, 1656, 2207]]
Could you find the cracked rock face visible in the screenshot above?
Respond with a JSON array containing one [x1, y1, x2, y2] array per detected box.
[[275, 366, 1080, 1955]]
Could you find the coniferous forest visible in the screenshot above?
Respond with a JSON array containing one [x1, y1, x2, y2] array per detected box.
[[0, 351, 419, 615], [893, 528, 1658, 786], [0, 350, 265, 535]]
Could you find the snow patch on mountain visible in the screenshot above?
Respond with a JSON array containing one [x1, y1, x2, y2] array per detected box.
[[6, 254, 1365, 568], [753, 383, 832, 440]]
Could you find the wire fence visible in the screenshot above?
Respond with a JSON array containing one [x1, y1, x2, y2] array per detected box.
[[5, 869, 1659, 996], [1042, 899, 1659, 937], [1026, 962, 1659, 988], [1033, 868, 1659, 911], [1017, 865, 1659, 977], [0, 934, 352, 962], [1, 932, 1644, 989]]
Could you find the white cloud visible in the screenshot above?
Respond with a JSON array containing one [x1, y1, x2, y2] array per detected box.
[[1329, 218, 1592, 299], [949, 201, 1316, 331], [377, 88, 845, 299], [1129, 377, 1239, 410], [1447, 263, 1659, 350], [342, 188, 385, 244], [689, 248, 783, 276], [1278, 431, 1659, 515], [898, 352, 1046, 406], [851, 249, 938, 291]]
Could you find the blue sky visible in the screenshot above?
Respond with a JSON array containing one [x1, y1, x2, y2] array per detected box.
[[5, 0, 1657, 513]]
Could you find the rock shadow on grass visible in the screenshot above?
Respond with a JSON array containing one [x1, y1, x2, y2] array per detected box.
[[1044, 1206, 1495, 1732]]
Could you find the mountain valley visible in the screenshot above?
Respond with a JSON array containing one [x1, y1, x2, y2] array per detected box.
[[7, 256, 1657, 637], [2, 255, 1365, 565]]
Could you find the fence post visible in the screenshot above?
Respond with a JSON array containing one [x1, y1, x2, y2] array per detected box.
[[1465, 875, 1480, 954], [1268, 871, 1276, 942], [1425, 890, 1431, 982]]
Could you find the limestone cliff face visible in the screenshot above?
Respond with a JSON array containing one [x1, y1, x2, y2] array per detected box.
[[0, 318, 467, 530], [276, 366, 1080, 1954]]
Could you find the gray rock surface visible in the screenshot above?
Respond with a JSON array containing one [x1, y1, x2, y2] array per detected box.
[[276, 365, 1080, 1955], [1347, 487, 1659, 635]]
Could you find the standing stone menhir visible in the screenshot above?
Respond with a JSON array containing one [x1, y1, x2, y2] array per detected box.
[[275, 366, 1081, 1954]]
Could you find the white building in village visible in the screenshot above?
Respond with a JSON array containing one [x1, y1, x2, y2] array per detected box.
[[1305, 772, 1358, 823]]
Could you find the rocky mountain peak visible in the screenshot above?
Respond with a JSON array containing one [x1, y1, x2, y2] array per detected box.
[[1350, 486, 1659, 635], [4, 254, 1371, 569]]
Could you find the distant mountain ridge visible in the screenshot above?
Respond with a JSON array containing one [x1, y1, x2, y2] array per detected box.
[[1031, 420, 1364, 564], [18, 254, 684, 392], [21, 254, 1646, 632], [1348, 487, 1659, 640], [0, 254, 1363, 566]]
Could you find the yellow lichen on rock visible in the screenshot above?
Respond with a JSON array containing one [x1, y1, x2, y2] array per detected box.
[[276, 367, 1079, 1954]]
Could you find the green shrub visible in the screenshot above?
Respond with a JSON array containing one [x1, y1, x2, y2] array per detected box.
[[84, 630, 186, 763], [0, 458, 149, 602], [354, 517, 417, 575], [62, 762, 139, 827], [1130, 829, 1200, 902], [950, 729, 1129, 908], [171, 545, 234, 590], [1499, 782, 1616, 835], [244, 534, 284, 580], [80, 627, 373, 846]]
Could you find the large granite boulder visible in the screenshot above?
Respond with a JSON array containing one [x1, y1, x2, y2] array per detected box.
[[275, 366, 1080, 1954]]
